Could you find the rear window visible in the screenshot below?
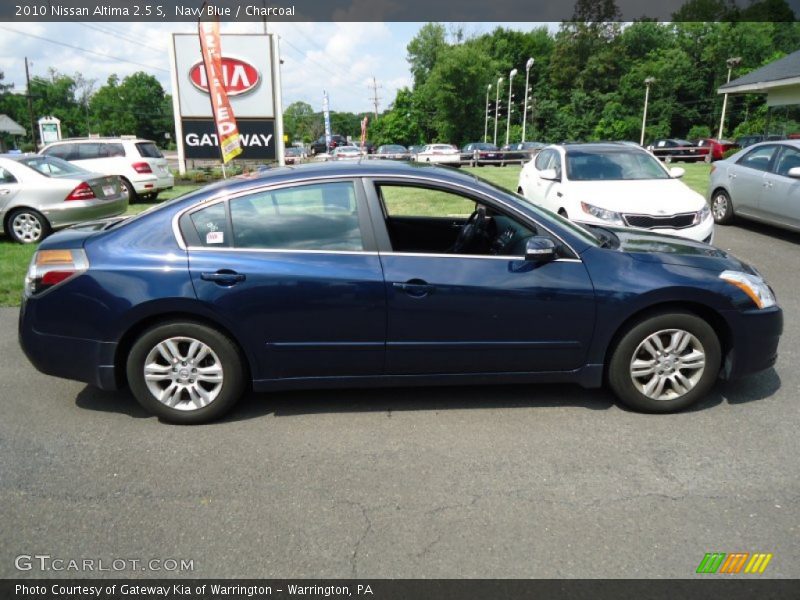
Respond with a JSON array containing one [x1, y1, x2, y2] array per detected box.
[[18, 156, 87, 177], [136, 142, 163, 158]]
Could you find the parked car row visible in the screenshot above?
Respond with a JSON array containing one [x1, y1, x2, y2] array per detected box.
[[647, 138, 738, 163]]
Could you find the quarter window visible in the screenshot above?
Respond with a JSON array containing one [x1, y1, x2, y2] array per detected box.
[[229, 181, 363, 251], [0, 166, 16, 184], [189, 202, 230, 247]]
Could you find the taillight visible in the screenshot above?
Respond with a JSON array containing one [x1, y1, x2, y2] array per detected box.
[[24, 249, 89, 296], [132, 161, 152, 174], [65, 182, 95, 201]]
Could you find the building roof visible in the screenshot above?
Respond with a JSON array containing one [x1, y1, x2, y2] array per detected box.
[[0, 114, 25, 136], [719, 50, 800, 94]]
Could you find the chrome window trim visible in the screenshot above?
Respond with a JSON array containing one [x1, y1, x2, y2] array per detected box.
[[171, 172, 582, 259]]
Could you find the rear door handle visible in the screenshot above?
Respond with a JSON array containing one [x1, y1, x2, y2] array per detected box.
[[201, 270, 246, 286], [393, 279, 435, 298]]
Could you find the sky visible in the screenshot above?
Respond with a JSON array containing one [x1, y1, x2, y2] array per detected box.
[[0, 21, 556, 114]]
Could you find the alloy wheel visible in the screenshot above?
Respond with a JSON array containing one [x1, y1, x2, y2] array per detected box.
[[629, 328, 706, 401], [12, 213, 43, 243]]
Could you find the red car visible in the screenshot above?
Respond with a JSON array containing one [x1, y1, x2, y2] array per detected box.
[[693, 138, 739, 162]]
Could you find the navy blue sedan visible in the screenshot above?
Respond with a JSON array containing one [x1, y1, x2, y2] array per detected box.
[[19, 162, 782, 423]]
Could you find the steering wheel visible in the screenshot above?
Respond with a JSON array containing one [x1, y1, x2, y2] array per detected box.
[[451, 206, 489, 254]]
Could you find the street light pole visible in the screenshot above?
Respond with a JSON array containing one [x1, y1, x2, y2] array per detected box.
[[522, 58, 534, 143], [640, 77, 655, 147], [506, 68, 517, 146], [484, 84, 492, 143], [493, 77, 502, 147], [24, 57, 37, 149], [718, 56, 741, 140]]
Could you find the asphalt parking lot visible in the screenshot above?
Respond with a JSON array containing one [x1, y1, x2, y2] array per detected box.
[[1, 219, 799, 579]]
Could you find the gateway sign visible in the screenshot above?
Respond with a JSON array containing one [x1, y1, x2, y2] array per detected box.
[[169, 32, 285, 169]]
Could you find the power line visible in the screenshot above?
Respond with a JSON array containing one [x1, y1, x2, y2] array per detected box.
[[76, 23, 166, 55], [0, 26, 170, 73]]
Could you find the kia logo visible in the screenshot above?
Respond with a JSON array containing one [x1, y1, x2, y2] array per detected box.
[[189, 57, 260, 96]]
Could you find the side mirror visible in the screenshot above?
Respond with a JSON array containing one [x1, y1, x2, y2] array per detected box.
[[787, 167, 800, 178], [525, 236, 557, 262], [539, 168, 559, 181], [669, 167, 685, 178]]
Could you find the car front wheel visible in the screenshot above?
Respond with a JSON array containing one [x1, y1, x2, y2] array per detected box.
[[711, 190, 734, 224], [608, 311, 721, 413], [127, 321, 246, 424]]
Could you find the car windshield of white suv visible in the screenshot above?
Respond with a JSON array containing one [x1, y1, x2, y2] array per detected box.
[[566, 149, 669, 181]]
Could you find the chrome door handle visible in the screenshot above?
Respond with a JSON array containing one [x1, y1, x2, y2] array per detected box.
[[0, 189, 11, 195]]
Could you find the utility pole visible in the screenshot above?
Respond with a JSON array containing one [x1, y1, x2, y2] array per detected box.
[[25, 57, 37, 149], [370, 76, 381, 120]]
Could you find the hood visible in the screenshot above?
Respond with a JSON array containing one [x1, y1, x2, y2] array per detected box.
[[568, 179, 704, 215], [608, 227, 755, 274]]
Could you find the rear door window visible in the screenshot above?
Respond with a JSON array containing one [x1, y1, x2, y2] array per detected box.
[[229, 181, 363, 251], [77, 143, 103, 160], [772, 146, 800, 177]]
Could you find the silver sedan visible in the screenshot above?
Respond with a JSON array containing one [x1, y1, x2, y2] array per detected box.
[[0, 155, 128, 243], [708, 140, 800, 233]]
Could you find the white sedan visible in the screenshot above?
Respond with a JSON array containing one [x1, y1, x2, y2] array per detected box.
[[517, 143, 714, 243], [415, 144, 461, 166]]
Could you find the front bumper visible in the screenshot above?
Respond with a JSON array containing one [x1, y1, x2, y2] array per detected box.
[[720, 306, 783, 380]]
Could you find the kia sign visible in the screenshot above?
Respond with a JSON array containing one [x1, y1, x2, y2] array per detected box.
[[171, 34, 274, 118], [169, 32, 285, 171], [188, 57, 260, 96]]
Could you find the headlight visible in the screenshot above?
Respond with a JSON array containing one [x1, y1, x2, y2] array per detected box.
[[580, 202, 624, 226], [719, 270, 776, 309], [693, 203, 711, 225]]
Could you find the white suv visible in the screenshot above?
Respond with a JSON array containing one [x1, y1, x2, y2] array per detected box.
[[40, 137, 174, 201]]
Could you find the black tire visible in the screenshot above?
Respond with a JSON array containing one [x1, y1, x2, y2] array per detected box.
[[710, 189, 734, 224], [121, 178, 139, 203], [608, 311, 721, 413], [142, 192, 159, 202], [557, 208, 568, 218], [6, 208, 51, 244], [126, 321, 246, 424]]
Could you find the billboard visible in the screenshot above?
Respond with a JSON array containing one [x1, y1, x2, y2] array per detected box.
[[169, 32, 284, 170]]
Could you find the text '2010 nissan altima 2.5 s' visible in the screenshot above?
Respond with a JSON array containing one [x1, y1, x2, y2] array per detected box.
[[18, 162, 783, 424]]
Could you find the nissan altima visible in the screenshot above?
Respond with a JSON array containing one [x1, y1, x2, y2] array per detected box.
[[19, 162, 782, 423]]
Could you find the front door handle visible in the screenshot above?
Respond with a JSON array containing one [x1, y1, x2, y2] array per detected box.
[[0, 189, 11, 195], [201, 270, 246, 286], [393, 279, 435, 298]]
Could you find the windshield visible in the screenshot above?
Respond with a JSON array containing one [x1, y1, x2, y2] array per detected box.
[[18, 156, 89, 177], [566, 148, 669, 181]]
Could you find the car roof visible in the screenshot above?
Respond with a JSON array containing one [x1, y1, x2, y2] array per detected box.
[[43, 137, 154, 145], [551, 142, 649, 153]]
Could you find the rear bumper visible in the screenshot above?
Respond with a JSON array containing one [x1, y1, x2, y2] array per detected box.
[[132, 173, 174, 194], [721, 306, 783, 380], [18, 302, 119, 390]]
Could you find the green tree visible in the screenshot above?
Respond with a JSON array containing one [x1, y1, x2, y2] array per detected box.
[[407, 23, 448, 89]]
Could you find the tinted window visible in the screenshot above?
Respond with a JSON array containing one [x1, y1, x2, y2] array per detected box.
[[136, 142, 162, 158], [190, 202, 230, 247], [42, 143, 76, 160], [0, 166, 17, 184], [773, 146, 800, 177], [737, 145, 777, 171], [230, 182, 362, 251], [76, 143, 104, 160]]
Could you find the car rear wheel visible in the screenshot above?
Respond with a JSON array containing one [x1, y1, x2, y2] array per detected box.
[[711, 190, 734, 224], [121, 178, 139, 203], [608, 311, 721, 413], [7, 208, 50, 244], [127, 321, 246, 424]]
